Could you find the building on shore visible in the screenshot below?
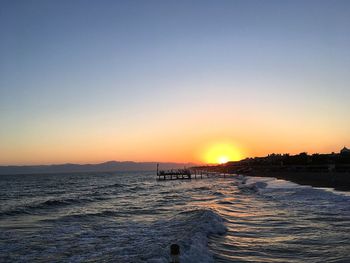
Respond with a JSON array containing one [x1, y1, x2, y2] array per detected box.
[[340, 147, 350, 155]]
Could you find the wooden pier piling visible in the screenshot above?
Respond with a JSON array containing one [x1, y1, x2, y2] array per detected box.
[[156, 164, 231, 181]]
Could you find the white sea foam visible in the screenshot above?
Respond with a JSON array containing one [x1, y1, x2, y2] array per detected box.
[[238, 175, 309, 193], [181, 210, 227, 263], [148, 209, 227, 263], [237, 175, 350, 208]]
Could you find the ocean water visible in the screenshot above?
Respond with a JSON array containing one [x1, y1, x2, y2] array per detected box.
[[1, 172, 350, 263]]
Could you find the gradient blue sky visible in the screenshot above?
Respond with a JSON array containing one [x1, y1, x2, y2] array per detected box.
[[1, 0, 349, 165]]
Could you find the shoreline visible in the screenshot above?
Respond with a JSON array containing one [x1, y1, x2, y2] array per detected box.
[[241, 170, 350, 191]]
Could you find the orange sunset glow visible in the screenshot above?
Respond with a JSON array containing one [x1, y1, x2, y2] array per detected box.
[[0, 1, 349, 167], [202, 142, 243, 164]]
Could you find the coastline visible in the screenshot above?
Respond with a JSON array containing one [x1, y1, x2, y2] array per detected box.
[[242, 169, 350, 191], [197, 151, 350, 191], [195, 162, 350, 191]]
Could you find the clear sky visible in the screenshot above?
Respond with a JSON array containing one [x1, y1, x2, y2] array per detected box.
[[1, 0, 349, 165]]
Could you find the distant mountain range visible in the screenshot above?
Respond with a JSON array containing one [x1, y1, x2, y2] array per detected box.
[[0, 161, 197, 175]]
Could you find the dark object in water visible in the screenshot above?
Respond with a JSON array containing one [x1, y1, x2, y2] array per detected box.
[[170, 243, 180, 263], [157, 163, 192, 180]]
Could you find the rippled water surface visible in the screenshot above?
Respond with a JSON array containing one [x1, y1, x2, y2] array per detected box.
[[1, 172, 349, 262]]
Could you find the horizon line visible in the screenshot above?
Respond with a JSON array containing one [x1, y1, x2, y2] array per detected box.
[[1, 147, 347, 167], [0, 160, 201, 167]]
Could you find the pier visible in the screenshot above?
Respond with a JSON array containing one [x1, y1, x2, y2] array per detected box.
[[156, 164, 230, 181], [157, 169, 192, 180]]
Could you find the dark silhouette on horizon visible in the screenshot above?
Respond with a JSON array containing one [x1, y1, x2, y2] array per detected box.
[[195, 147, 350, 190], [0, 161, 197, 175]]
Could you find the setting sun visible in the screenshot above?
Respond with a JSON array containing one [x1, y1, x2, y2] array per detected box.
[[203, 142, 242, 164], [218, 156, 230, 164], [218, 156, 229, 164]]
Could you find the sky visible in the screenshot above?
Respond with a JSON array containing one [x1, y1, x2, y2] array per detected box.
[[0, 0, 349, 165]]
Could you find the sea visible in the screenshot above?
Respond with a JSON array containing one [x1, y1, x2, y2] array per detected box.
[[1, 171, 350, 263]]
